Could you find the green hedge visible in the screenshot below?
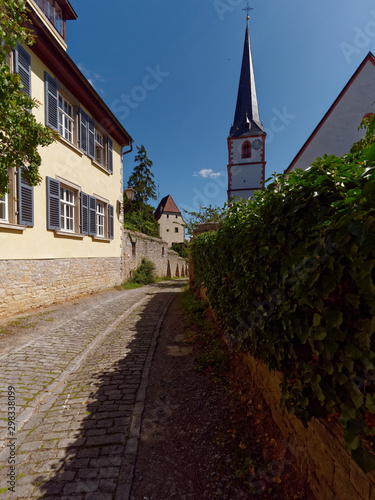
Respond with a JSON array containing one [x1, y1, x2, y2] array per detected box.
[[190, 150, 375, 472]]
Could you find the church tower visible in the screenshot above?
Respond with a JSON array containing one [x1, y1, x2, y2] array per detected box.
[[227, 11, 266, 201]]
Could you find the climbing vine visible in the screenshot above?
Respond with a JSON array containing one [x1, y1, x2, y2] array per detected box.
[[191, 124, 375, 472]]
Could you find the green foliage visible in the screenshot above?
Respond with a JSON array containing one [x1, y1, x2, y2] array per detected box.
[[0, 0, 55, 196], [129, 258, 155, 285], [350, 115, 375, 157], [171, 242, 188, 260], [190, 138, 375, 472], [182, 204, 226, 235], [123, 209, 159, 238]]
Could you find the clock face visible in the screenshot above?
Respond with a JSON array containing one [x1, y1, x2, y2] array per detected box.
[[252, 139, 262, 150]]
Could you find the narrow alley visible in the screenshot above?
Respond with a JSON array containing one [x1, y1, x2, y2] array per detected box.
[[0, 281, 186, 499]]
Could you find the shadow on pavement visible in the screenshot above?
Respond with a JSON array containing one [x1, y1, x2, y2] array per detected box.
[[33, 286, 181, 499]]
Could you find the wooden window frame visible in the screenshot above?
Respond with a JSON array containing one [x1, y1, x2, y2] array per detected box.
[[58, 94, 74, 144], [60, 186, 76, 233], [95, 129, 105, 166], [0, 194, 9, 223], [96, 201, 106, 238]]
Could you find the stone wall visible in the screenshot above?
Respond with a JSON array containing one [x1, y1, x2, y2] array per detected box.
[[122, 229, 188, 282], [0, 231, 188, 320], [240, 353, 375, 500], [0, 257, 121, 319]]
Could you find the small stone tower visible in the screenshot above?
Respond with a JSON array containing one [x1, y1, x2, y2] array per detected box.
[[227, 15, 266, 201]]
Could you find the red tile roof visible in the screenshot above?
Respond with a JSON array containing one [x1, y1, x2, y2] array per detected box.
[[154, 195, 181, 221]]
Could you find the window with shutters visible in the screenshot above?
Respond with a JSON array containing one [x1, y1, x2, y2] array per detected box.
[[92, 198, 114, 240], [45, 73, 114, 173], [0, 168, 34, 230], [59, 95, 74, 143], [60, 187, 75, 232], [47, 177, 81, 234]]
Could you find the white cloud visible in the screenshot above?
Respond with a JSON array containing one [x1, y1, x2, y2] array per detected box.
[[194, 169, 222, 179], [77, 64, 105, 95]]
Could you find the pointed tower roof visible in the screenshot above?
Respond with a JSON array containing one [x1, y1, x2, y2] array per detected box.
[[229, 21, 264, 138], [154, 195, 181, 221]]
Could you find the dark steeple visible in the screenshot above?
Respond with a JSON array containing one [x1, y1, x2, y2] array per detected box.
[[229, 20, 264, 138]]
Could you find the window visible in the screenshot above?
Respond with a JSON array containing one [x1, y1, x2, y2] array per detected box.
[[45, 0, 53, 22], [54, 4, 63, 35], [47, 177, 114, 239], [34, 0, 65, 39], [95, 130, 104, 165], [0, 194, 8, 222], [175, 227, 179, 233], [59, 95, 74, 143], [96, 202, 105, 237], [0, 168, 34, 228], [242, 141, 251, 159], [45, 72, 114, 172], [60, 186, 75, 232]]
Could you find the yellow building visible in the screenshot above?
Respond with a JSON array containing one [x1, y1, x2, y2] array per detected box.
[[0, 0, 133, 318]]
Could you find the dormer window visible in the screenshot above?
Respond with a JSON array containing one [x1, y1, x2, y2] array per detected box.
[[241, 141, 251, 159], [34, 0, 66, 39]]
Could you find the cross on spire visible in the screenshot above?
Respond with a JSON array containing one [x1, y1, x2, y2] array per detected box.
[[243, 1, 253, 21]]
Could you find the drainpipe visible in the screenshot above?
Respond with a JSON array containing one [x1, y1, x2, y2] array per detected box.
[[122, 142, 133, 157]]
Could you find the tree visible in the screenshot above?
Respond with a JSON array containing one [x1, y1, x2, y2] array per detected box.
[[0, 0, 55, 196], [126, 145, 156, 214], [182, 204, 226, 236], [124, 145, 159, 237]]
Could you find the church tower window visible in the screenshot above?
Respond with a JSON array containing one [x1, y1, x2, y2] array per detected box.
[[241, 141, 251, 159]]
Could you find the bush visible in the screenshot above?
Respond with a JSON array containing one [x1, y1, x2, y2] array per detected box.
[[190, 147, 375, 471], [129, 258, 155, 285], [171, 242, 188, 260], [123, 210, 160, 238]]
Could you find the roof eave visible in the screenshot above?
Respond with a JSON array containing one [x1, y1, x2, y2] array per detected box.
[[28, 9, 133, 147], [285, 51, 375, 174]]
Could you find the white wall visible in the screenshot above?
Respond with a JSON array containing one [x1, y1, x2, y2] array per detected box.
[[291, 60, 375, 171]]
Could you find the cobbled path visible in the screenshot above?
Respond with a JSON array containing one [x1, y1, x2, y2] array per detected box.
[[0, 281, 186, 499]]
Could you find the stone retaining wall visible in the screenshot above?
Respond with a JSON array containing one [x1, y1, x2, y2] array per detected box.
[[122, 229, 188, 281], [240, 353, 375, 500], [0, 257, 121, 319], [0, 231, 188, 320]]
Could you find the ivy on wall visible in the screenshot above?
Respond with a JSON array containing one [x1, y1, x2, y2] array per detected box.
[[190, 137, 375, 472]]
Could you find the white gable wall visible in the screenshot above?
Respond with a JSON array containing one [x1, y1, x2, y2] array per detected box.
[[290, 59, 375, 172]]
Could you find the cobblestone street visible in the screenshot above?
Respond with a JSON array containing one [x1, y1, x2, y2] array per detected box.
[[0, 280, 187, 499]]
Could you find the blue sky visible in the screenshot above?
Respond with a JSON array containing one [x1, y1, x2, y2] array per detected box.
[[67, 0, 375, 214]]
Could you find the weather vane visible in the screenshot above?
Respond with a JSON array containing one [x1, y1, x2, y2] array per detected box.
[[243, 0, 253, 20]]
